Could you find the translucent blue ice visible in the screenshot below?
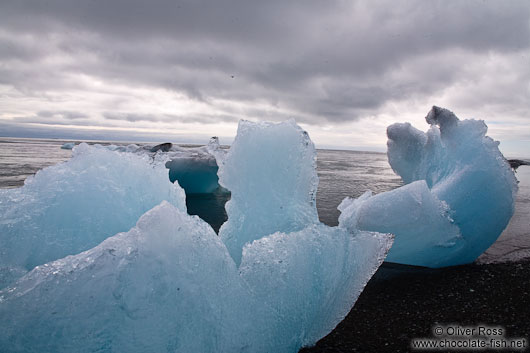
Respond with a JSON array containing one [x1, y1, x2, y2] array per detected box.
[[340, 107, 518, 267], [219, 120, 320, 265], [165, 157, 220, 193], [0, 143, 185, 289], [339, 181, 464, 267], [163, 137, 226, 194], [0, 120, 392, 353], [95, 137, 226, 194], [0, 202, 264, 353]]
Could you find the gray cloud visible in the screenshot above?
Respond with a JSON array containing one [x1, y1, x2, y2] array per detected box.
[[37, 111, 89, 120], [103, 112, 162, 123], [0, 120, 221, 144], [12, 115, 109, 127], [103, 112, 238, 125], [0, 0, 529, 136]]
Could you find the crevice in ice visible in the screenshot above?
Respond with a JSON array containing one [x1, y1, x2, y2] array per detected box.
[[162, 137, 231, 233], [82, 138, 233, 233], [166, 157, 221, 193], [184, 189, 231, 233]]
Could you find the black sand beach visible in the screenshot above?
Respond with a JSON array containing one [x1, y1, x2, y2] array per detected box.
[[301, 260, 530, 352]]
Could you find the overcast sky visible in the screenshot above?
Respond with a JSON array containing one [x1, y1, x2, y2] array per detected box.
[[0, 0, 529, 155]]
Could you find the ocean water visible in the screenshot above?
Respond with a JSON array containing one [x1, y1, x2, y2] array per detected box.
[[316, 149, 403, 226], [1, 137, 528, 264], [0, 138, 73, 188]]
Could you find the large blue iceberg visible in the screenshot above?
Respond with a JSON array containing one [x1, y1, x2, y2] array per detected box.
[[0, 120, 392, 352], [340, 107, 518, 267]]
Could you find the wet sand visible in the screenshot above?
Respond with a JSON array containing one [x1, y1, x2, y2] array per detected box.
[[300, 260, 530, 352]]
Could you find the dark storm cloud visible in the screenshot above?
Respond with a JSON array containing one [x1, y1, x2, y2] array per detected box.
[[0, 0, 529, 125]]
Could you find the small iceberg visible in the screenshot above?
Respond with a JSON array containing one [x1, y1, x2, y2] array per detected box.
[[340, 106, 518, 268], [60, 142, 75, 149]]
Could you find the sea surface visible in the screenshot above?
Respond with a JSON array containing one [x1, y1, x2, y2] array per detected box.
[[1, 137, 528, 264]]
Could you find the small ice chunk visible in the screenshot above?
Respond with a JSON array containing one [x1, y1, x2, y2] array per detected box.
[[60, 142, 75, 149], [205, 136, 227, 163]]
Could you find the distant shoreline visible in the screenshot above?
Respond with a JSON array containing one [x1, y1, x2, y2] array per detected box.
[[0, 136, 391, 154]]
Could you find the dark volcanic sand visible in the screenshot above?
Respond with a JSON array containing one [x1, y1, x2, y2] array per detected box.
[[300, 260, 530, 353]]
